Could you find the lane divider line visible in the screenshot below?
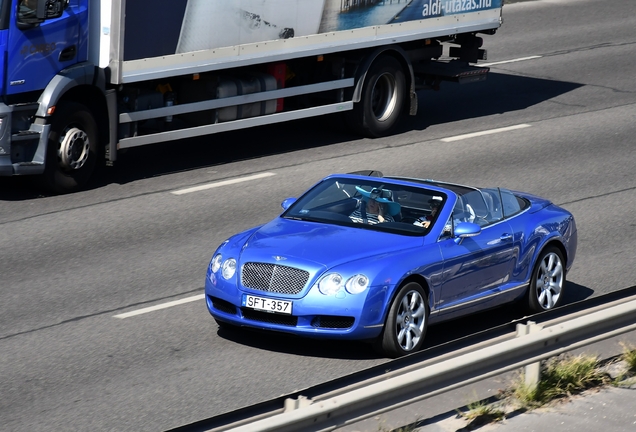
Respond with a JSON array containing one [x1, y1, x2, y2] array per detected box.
[[114, 294, 205, 319], [480, 55, 542, 67], [441, 124, 531, 143], [171, 172, 277, 195]]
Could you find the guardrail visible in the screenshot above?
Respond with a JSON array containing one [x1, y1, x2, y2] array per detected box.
[[170, 286, 636, 432]]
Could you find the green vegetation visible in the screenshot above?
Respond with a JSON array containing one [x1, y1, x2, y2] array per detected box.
[[457, 398, 506, 424], [511, 354, 609, 407], [620, 342, 636, 373], [376, 342, 636, 431]]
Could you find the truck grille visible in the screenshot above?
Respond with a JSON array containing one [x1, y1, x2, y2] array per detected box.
[[241, 262, 309, 295]]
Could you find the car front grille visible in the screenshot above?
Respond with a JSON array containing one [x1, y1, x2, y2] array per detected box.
[[241, 262, 309, 295]]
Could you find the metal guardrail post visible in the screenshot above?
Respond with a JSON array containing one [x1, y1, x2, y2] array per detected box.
[[517, 321, 543, 390], [283, 396, 311, 412]]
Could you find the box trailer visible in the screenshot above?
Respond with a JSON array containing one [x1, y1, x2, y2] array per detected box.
[[0, 0, 503, 193]]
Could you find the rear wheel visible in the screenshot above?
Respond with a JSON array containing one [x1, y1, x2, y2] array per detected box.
[[527, 246, 566, 313], [39, 102, 99, 194], [349, 56, 406, 138], [376, 282, 428, 358]]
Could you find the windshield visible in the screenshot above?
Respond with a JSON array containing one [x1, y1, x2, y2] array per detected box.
[[0, 0, 9, 30], [282, 177, 448, 236]]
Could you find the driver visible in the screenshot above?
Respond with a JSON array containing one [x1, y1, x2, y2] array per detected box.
[[349, 186, 399, 225]]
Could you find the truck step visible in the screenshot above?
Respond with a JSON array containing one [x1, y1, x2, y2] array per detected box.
[[413, 61, 490, 85], [12, 130, 41, 142]]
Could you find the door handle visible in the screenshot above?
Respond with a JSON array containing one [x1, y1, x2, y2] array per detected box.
[[59, 45, 77, 62], [500, 233, 513, 242]]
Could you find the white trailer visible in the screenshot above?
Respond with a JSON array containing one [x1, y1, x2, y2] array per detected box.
[[1, 0, 503, 192]]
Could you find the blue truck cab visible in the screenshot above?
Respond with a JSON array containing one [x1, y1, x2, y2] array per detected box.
[[0, 0, 107, 192]]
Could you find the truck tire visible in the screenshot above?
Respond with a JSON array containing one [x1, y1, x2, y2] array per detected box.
[[350, 56, 406, 138], [39, 102, 99, 194]]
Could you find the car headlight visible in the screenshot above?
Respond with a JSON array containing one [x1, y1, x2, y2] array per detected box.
[[345, 274, 369, 294], [210, 254, 222, 273], [221, 258, 237, 280], [317, 273, 343, 296]]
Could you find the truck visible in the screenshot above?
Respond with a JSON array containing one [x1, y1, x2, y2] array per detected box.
[[1, 0, 503, 193]]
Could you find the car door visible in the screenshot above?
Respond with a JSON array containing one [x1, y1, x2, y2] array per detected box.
[[6, 0, 85, 95], [436, 217, 517, 317]]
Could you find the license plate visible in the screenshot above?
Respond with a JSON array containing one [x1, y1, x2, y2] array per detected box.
[[242, 294, 293, 315]]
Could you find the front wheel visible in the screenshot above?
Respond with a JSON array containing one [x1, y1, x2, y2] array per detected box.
[[349, 56, 406, 138], [39, 101, 99, 194], [527, 246, 566, 313], [376, 282, 428, 358]]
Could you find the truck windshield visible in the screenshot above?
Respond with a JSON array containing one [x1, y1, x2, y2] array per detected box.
[[0, 0, 9, 31]]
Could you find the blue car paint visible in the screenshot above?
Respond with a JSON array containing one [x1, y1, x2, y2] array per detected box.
[[206, 219, 444, 340], [205, 174, 578, 345]]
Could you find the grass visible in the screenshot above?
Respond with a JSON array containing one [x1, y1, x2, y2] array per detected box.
[[620, 342, 636, 373], [457, 398, 506, 424], [376, 343, 636, 431], [511, 353, 610, 407]]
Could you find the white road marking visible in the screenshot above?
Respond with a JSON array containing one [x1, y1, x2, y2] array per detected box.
[[114, 294, 205, 319], [480, 55, 542, 67], [171, 172, 277, 195], [441, 124, 531, 143]]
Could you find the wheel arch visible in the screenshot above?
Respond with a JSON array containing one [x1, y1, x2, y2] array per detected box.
[[37, 64, 109, 150], [54, 85, 109, 151], [382, 273, 432, 322], [352, 46, 416, 115], [536, 238, 568, 272]]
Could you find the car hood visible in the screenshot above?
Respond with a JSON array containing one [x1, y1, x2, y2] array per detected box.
[[239, 218, 423, 268]]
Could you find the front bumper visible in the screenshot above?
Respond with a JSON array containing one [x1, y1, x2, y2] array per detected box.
[[205, 273, 387, 340]]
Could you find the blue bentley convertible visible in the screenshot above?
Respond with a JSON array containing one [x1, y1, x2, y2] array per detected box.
[[205, 172, 578, 357]]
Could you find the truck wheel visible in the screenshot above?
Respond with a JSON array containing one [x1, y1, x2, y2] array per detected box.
[[376, 282, 428, 358], [350, 56, 406, 138], [40, 102, 99, 194]]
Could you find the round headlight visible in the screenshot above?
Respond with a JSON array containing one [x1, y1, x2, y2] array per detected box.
[[317, 273, 343, 296], [345, 274, 369, 294], [211, 254, 222, 273], [221, 258, 237, 280]]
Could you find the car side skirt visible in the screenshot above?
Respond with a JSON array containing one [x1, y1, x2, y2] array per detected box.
[[429, 282, 529, 323]]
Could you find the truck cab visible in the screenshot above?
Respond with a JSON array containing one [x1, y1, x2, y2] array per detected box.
[[0, 0, 106, 192]]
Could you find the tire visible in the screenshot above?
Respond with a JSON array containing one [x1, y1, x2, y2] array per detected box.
[[349, 56, 406, 138], [527, 246, 566, 313], [376, 282, 428, 358], [39, 101, 99, 194]]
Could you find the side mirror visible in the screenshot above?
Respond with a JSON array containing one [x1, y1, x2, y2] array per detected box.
[[44, 0, 67, 19], [18, 0, 66, 29], [281, 197, 297, 211], [454, 222, 481, 244]]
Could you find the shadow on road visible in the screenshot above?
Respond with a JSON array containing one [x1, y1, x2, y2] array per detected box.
[[214, 281, 595, 360], [0, 73, 582, 200]]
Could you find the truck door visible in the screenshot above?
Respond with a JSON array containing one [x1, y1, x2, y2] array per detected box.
[[6, 0, 86, 95]]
